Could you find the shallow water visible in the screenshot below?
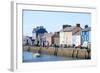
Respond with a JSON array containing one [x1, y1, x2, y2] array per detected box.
[[23, 51, 80, 62]]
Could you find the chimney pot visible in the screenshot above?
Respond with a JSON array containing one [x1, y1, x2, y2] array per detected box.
[[85, 25, 88, 28], [76, 23, 80, 27], [63, 24, 71, 29]]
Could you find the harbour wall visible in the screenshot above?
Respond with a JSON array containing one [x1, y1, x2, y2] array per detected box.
[[23, 46, 91, 59]]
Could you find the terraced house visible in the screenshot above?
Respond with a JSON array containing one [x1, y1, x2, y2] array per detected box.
[[72, 30, 81, 47], [42, 32, 53, 46], [32, 26, 47, 46], [59, 24, 82, 47], [52, 32, 60, 46], [81, 25, 91, 48]]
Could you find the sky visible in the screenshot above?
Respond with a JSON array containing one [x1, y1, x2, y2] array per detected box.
[[23, 10, 91, 36]]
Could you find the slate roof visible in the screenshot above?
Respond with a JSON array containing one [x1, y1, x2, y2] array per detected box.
[[73, 31, 81, 35], [43, 33, 53, 37], [32, 26, 48, 34], [60, 26, 75, 32], [60, 26, 82, 35], [82, 27, 91, 31], [52, 32, 59, 37]]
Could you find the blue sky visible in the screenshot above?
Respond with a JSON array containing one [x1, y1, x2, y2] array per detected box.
[[23, 10, 91, 36]]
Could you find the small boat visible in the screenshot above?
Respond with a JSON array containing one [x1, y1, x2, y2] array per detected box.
[[32, 53, 41, 57]]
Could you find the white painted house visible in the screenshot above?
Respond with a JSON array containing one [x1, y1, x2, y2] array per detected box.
[[72, 31, 81, 47]]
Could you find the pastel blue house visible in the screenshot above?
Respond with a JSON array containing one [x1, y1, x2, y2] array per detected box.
[[81, 26, 91, 48]]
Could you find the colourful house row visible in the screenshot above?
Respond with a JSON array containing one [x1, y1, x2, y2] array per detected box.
[[23, 24, 91, 48], [41, 24, 91, 48], [59, 24, 82, 47], [59, 24, 91, 48]]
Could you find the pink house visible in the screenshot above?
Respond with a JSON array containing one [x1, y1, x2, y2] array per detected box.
[[42, 33, 53, 46]]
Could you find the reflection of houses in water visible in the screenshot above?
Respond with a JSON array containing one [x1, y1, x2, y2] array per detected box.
[[81, 25, 91, 48], [32, 26, 47, 46], [59, 24, 82, 47]]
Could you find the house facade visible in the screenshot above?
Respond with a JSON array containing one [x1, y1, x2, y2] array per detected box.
[[81, 26, 91, 48], [23, 36, 32, 46], [59, 24, 82, 47], [72, 31, 81, 47], [60, 31, 72, 46], [32, 26, 47, 46], [52, 32, 60, 46], [42, 33, 53, 46]]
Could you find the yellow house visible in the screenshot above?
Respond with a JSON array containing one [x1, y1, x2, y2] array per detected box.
[[60, 31, 72, 46]]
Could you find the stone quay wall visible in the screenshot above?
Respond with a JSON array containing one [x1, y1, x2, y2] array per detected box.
[[23, 46, 91, 59]]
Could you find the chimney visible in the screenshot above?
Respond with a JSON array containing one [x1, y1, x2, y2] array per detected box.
[[63, 25, 71, 29], [85, 25, 88, 28], [76, 23, 80, 27]]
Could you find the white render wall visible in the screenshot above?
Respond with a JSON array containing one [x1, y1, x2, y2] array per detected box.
[[60, 31, 66, 45], [72, 35, 81, 46]]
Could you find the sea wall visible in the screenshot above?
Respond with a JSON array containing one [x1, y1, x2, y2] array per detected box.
[[23, 46, 90, 59]]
